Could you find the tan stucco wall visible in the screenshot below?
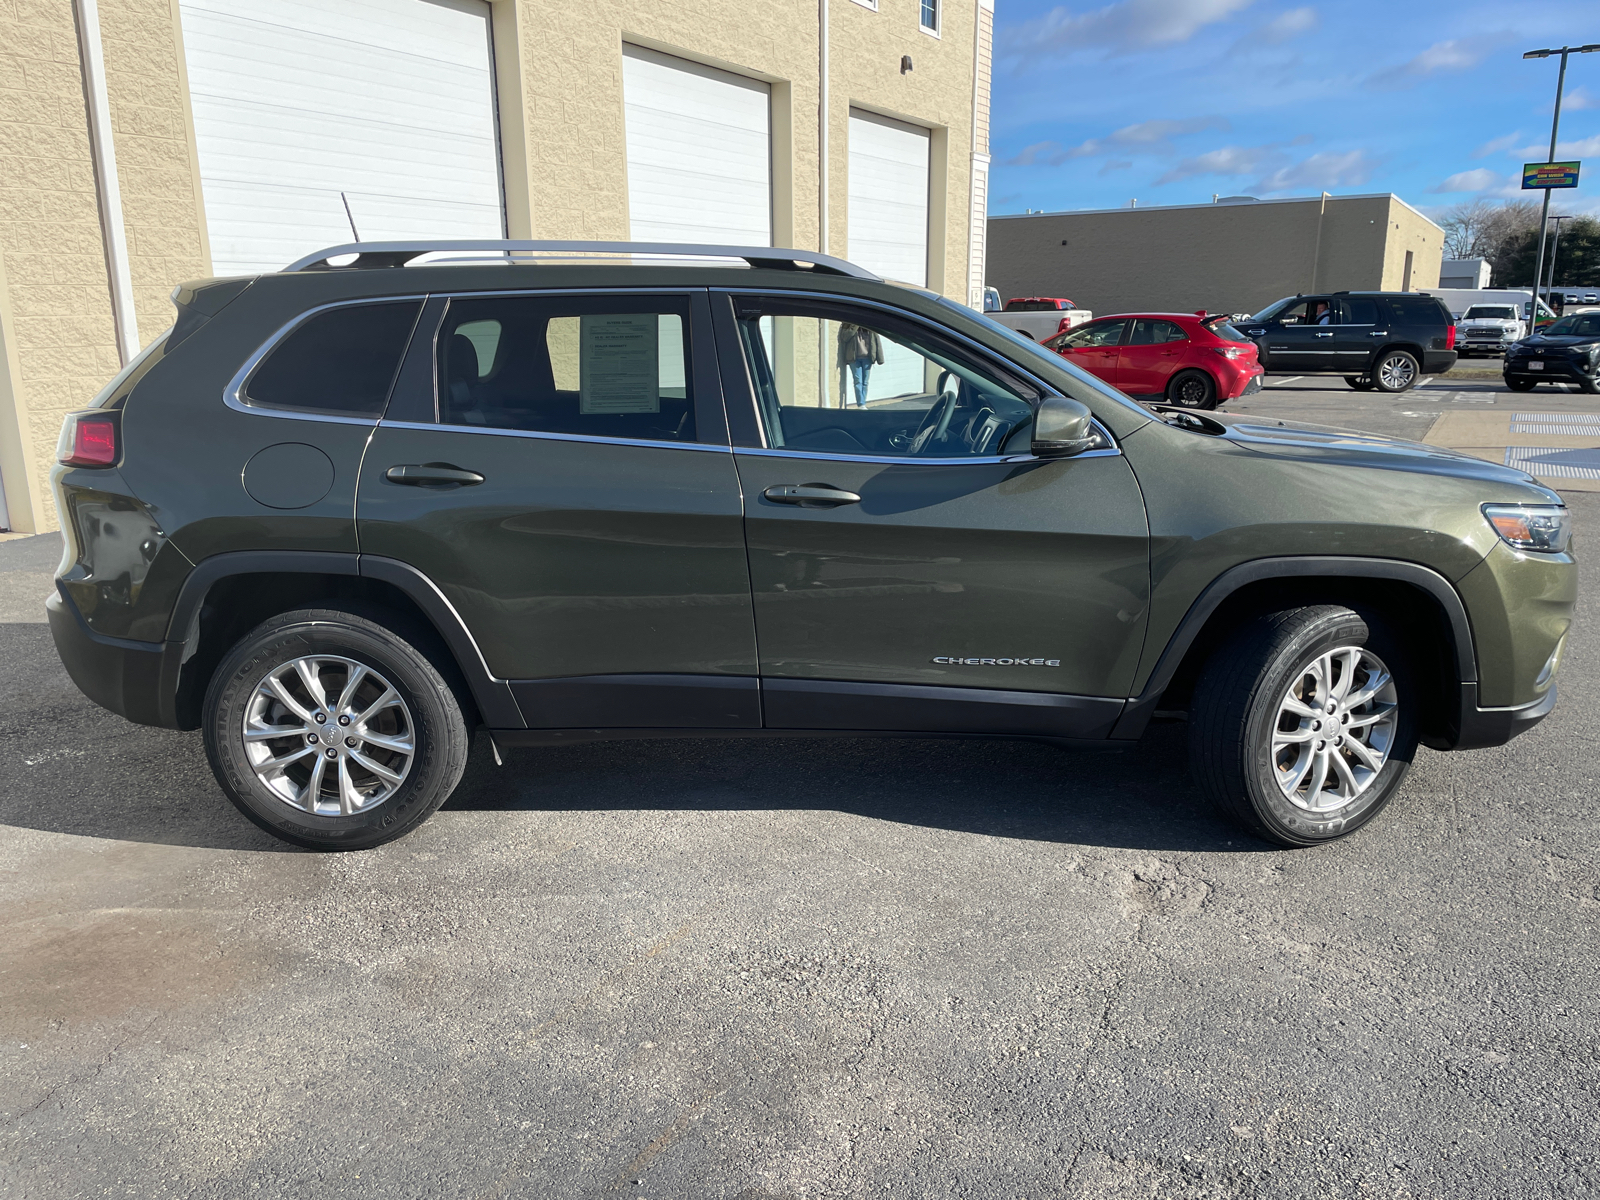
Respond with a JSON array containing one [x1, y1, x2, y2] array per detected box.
[[0, 0, 123, 533], [509, 0, 979, 298], [98, 0, 210, 343], [986, 195, 1445, 319]]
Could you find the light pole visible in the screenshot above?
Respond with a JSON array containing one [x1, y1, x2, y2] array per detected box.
[[1544, 213, 1578, 304], [1523, 44, 1600, 305]]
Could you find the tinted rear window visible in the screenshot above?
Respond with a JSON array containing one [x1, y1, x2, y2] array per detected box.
[[244, 301, 422, 416], [1005, 299, 1065, 311], [1384, 296, 1449, 327]]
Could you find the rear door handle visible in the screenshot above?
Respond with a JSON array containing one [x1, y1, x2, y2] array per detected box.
[[1368, 330, 1389, 336], [762, 483, 861, 507], [385, 463, 485, 486]]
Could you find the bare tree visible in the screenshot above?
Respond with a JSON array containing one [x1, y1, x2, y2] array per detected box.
[[1439, 199, 1498, 260]]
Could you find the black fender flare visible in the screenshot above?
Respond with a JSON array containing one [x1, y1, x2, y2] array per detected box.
[[1112, 555, 1476, 740], [164, 550, 521, 728]]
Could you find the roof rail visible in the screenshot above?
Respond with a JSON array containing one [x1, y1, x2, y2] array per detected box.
[[282, 240, 879, 279]]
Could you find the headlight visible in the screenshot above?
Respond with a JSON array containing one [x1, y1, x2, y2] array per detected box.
[[1483, 504, 1572, 553]]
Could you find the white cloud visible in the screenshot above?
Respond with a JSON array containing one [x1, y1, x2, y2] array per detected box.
[[1004, 115, 1229, 166], [1099, 159, 1135, 175], [1430, 168, 1506, 193], [1515, 134, 1600, 160], [1257, 6, 1317, 44], [1563, 86, 1597, 111], [1473, 132, 1522, 159], [1365, 34, 1506, 89], [1251, 149, 1379, 194], [1001, 0, 1256, 59], [1157, 143, 1280, 184]]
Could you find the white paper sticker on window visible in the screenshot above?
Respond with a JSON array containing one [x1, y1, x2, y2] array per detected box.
[[579, 314, 660, 414]]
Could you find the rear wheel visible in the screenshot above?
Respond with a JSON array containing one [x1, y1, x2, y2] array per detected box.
[[1345, 376, 1374, 391], [1372, 350, 1420, 393], [203, 607, 470, 850], [1189, 605, 1417, 847], [1504, 377, 1537, 392], [1167, 369, 1217, 409]]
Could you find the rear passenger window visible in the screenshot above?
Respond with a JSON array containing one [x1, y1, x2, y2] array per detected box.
[[437, 295, 695, 442], [1385, 297, 1448, 326], [244, 301, 421, 416]]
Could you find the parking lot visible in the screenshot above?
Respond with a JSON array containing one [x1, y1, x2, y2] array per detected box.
[[2, 371, 1597, 1199]]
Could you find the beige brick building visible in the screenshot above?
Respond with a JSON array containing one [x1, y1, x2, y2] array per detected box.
[[987, 193, 1444, 323], [0, 0, 994, 534]]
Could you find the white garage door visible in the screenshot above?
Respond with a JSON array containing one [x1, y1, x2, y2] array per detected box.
[[180, 0, 503, 274], [847, 110, 930, 287], [622, 46, 771, 248]]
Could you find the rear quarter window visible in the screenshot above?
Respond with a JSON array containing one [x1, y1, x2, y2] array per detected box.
[[243, 301, 422, 417], [1384, 297, 1449, 327]]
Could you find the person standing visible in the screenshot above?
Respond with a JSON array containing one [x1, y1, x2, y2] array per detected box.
[[838, 322, 885, 407]]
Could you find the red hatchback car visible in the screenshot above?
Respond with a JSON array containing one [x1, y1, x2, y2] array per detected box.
[[1042, 311, 1263, 408]]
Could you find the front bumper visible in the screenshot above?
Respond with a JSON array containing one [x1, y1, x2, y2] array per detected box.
[[1442, 684, 1558, 751], [1505, 357, 1592, 384], [47, 585, 182, 728]]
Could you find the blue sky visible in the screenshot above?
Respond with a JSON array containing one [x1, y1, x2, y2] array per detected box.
[[990, 0, 1600, 219]]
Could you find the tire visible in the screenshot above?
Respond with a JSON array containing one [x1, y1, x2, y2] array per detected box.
[[1166, 369, 1217, 409], [1505, 377, 1537, 392], [1579, 376, 1600, 395], [1345, 376, 1374, 391], [1372, 350, 1420, 393], [203, 606, 471, 850], [1189, 605, 1418, 848]]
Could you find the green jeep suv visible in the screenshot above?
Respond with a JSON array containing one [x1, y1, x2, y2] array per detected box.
[[47, 242, 1575, 851]]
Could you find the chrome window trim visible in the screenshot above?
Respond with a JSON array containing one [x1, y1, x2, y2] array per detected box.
[[733, 444, 1122, 467], [223, 294, 431, 427], [716, 286, 1123, 461], [378, 419, 732, 455]]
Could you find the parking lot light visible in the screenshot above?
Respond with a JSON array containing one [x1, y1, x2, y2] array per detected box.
[[1523, 45, 1599, 312]]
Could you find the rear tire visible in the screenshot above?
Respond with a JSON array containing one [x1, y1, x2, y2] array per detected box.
[[1189, 606, 1418, 848], [1372, 350, 1420, 393], [203, 607, 470, 850], [1167, 369, 1217, 409], [1504, 377, 1537, 392]]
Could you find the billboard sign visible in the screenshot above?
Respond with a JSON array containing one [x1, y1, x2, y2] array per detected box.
[[1523, 161, 1581, 190]]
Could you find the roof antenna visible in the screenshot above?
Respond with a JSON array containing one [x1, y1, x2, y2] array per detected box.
[[341, 191, 360, 242]]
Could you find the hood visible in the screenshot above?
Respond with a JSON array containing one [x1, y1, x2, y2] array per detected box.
[[1183, 409, 1558, 494], [1521, 333, 1600, 349]]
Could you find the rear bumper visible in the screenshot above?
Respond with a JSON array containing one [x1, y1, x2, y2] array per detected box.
[[47, 585, 182, 728], [1423, 350, 1459, 374], [1228, 371, 1264, 399]]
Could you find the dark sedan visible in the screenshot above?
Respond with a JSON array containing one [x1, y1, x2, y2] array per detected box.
[[1505, 312, 1600, 394]]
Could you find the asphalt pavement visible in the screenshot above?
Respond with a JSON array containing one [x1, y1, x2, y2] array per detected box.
[[2, 372, 1597, 1198]]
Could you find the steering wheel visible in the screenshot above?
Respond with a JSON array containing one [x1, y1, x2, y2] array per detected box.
[[909, 374, 961, 455]]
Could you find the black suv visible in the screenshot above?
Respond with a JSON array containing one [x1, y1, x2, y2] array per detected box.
[[1238, 291, 1457, 392], [46, 241, 1572, 852], [1504, 310, 1600, 394]]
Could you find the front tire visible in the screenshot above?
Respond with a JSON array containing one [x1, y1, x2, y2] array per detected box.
[[1372, 350, 1420, 393], [1189, 606, 1418, 848], [1167, 369, 1217, 409], [203, 607, 470, 850]]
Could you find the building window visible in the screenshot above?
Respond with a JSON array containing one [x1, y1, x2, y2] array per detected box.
[[920, 0, 939, 34], [850, 0, 877, 11]]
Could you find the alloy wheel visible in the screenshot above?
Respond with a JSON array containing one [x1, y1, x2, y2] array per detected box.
[[242, 655, 415, 816], [1270, 645, 1397, 812], [1377, 354, 1416, 390]]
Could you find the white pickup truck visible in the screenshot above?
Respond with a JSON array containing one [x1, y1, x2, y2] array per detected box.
[[1456, 302, 1526, 357], [982, 292, 1094, 340]]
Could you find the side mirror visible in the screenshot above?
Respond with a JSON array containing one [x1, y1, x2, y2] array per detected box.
[[1031, 395, 1102, 458]]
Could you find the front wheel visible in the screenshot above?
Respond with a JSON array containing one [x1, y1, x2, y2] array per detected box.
[[1189, 606, 1418, 847], [203, 607, 471, 850], [1504, 377, 1537, 392], [1372, 350, 1420, 393], [1166, 369, 1217, 409]]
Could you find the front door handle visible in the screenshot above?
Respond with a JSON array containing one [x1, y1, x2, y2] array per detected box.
[[1314, 331, 1334, 337], [385, 463, 485, 487], [762, 483, 861, 507], [1245, 328, 1265, 336]]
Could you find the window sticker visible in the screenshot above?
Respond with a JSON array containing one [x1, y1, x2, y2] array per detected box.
[[579, 314, 660, 414]]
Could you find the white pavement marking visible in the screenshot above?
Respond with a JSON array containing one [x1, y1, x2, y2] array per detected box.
[[1417, 377, 1434, 388], [1267, 376, 1302, 387]]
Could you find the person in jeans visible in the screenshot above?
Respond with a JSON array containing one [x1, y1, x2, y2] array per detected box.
[[838, 322, 885, 407]]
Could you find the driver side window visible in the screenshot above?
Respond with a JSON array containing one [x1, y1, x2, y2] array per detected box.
[[733, 298, 1037, 459]]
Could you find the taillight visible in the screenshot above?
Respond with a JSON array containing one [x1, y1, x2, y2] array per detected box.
[[1211, 346, 1245, 359], [1446, 324, 1457, 350], [57, 413, 118, 468]]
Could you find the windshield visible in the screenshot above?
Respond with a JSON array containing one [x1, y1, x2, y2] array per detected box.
[[1543, 313, 1600, 338], [1463, 306, 1517, 320], [1250, 297, 1295, 322]]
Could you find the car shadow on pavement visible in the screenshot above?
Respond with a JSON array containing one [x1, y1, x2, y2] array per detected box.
[[443, 723, 1271, 854], [1, 615, 1264, 855]]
